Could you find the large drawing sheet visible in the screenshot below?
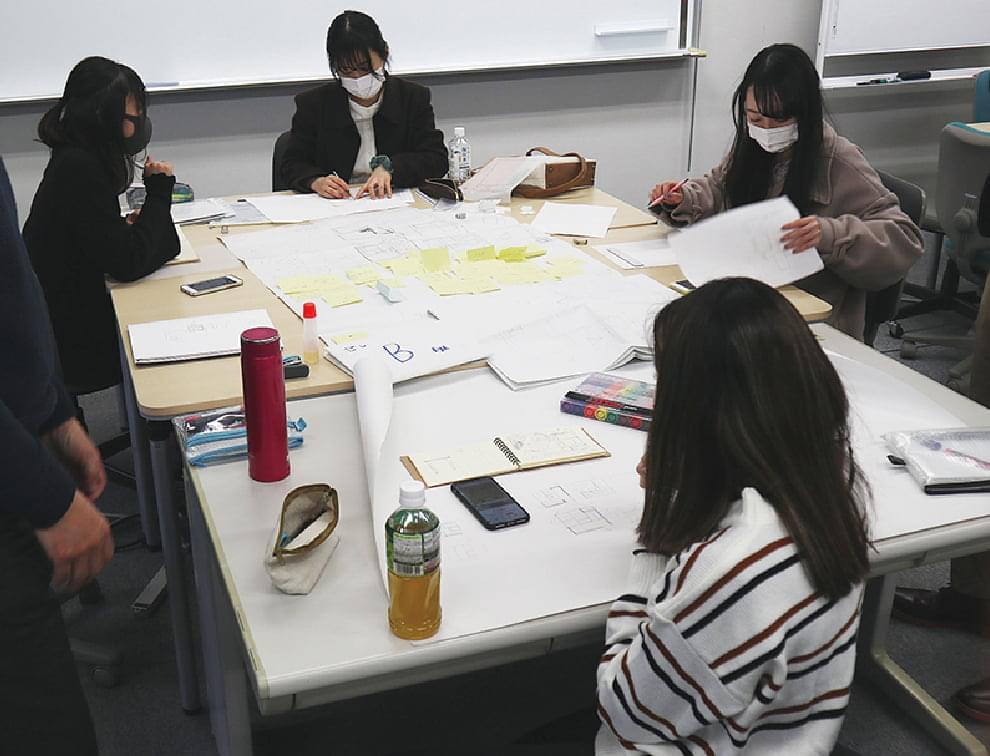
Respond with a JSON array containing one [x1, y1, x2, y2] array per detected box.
[[246, 190, 415, 224], [353, 358, 648, 644], [672, 197, 824, 287]]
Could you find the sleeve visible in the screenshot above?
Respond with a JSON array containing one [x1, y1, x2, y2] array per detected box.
[[663, 153, 732, 227], [282, 94, 328, 194], [816, 175, 924, 292], [38, 382, 76, 437], [63, 159, 179, 283], [389, 87, 449, 188], [596, 551, 746, 749], [0, 396, 76, 528]]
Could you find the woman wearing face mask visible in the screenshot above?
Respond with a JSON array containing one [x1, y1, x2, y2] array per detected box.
[[23, 56, 179, 392], [280, 10, 448, 200], [650, 43, 923, 339]]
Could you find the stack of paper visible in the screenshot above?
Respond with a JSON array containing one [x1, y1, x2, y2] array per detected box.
[[324, 322, 489, 384], [128, 309, 273, 364], [170, 198, 234, 225], [670, 197, 823, 287], [245, 190, 415, 224], [459, 156, 544, 201], [530, 201, 616, 238]]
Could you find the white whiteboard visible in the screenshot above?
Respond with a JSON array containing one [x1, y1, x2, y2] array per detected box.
[[821, 0, 990, 56], [1, 0, 694, 103]]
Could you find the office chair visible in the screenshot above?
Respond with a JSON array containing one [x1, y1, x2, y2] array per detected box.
[[272, 130, 292, 192], [864, 171, 924, 347], [974, 69, 990, 123], [899, 123, 990, 391]]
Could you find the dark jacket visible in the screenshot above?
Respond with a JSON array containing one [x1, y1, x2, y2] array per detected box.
[[281, 75, 448, 193], [0, 156, 77, 528], [23, 146, 179, 389]]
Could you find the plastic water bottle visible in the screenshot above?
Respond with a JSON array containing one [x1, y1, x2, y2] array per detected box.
[[448, 126, 472, 186], [386, 481, 441, 639]]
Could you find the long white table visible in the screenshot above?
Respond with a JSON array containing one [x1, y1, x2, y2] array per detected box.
[[184, 323, 990, 756]]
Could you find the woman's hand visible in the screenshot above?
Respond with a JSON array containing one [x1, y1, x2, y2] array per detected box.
[[781, 215, 822, 252], [356, 167, 393, 199], [637, 455, 647, 489], [648, 181, 683, 207], [143, 157, 173, 177], [310, 174, 352, 199]]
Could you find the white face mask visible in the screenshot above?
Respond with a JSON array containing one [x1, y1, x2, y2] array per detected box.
[[747, 121, 799, 153], [340, 68, 385, 100]]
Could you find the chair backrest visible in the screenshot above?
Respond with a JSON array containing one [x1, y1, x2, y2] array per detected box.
[[936, 123, 990, 287], [863, 171, 925, 345], [271, 130, 292, 192], [975, 70, 990, 123]]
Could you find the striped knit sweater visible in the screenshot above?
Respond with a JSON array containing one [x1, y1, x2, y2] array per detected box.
[[596, 487, 863, 755]]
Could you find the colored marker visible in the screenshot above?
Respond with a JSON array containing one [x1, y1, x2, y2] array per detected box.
[[649, 178, 688, 208]]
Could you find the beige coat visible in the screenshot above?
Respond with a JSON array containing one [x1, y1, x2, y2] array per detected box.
[[665, 124, 923, 338]]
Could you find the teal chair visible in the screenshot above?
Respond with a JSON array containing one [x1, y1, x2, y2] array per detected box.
[[975, 69, 990, 123]]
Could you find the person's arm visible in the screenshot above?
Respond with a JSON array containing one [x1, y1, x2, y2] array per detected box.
[[816, 184, 924, 292], [662, 154, 732, 227], [282, 93, 331, 194], [389, 87, 448, 188], [596, 551, 746, 748], [63, 154, 179, 282]]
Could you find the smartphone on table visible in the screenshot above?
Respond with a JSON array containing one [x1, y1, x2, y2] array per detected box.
[[180, 274, 243, 297], [450, 476, 530, 531]]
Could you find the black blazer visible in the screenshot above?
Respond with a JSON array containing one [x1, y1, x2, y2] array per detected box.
[[280, 75, 448, 193], [22, 146, 179, 390]]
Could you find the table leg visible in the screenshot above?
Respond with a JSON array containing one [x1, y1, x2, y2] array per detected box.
[[117, 332, 159, 549], [148, 419, 201, 713], [186, 474, 254, 756], [858, 574, 987, 756]]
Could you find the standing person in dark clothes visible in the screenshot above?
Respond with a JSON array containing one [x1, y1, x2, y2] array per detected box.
[[0, 155, 114, 755], [23, 56, 179, 393]]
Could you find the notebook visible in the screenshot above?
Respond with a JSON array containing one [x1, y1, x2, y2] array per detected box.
[[128, 309, 273, 364], [885, 427, 990, 494], [559, 373, 654, 432], [402, 426, 610, 487]]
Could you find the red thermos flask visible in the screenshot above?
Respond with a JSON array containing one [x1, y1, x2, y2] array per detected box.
[[240, 327, 290, 482]]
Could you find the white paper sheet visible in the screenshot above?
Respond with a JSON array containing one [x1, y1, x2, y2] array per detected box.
[[671, 197, 824, 288], [170, 198, 233, 225], [530, 201, 617, 238], [246, 190, 415, 223], [594, 238, 676, 269], [459, 156, 544, 201], [325, 322, 489, 383], [128, 309, 273, 364]]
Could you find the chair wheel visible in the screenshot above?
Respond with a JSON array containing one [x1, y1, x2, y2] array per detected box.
[[887, 322, 904, 339], [900, 341, 918, 359], [91, 665, 119, 688]]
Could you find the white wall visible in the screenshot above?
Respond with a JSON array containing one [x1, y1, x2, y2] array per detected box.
[[0, 0, 972, 220]]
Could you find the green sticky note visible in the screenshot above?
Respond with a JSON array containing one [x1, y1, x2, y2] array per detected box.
[[421, 246, 451, 272], [466, 245, 497, 261], [498, 246, 527, 262]]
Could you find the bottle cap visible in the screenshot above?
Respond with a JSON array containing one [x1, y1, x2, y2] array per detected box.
[[241, 326, 281, 359], [302, 302, 316, 319], [399, 480, 426, 508], [454, 126, 465, 138]]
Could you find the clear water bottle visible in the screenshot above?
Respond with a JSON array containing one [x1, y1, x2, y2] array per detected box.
[[386, 480, 441, 640], [448, 126, 472, 186]]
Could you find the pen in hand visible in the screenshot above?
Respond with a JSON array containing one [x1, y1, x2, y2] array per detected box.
[[648, 179, 688, 209]]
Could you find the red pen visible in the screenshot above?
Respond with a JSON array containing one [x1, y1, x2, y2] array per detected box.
[[649, 178, 688, 209]]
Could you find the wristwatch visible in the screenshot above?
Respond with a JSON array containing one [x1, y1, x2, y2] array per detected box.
[[369, 155, 393, 174]]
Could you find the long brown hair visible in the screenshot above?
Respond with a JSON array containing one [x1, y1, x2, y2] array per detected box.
[[639, 278, 869, 599]]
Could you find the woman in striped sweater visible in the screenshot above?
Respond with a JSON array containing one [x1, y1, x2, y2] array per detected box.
[[597, 278, 870, 755]]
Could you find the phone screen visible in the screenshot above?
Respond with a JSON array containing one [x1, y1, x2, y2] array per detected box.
[[451, 477, 530, 530], [188, 276, 237, 292]]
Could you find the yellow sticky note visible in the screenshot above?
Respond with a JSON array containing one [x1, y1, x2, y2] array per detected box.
[[421, 272, 461, 296], [464, 276, 500, 294], [498, 246, 527, 262], [545, 256, 588, 279], [381, 256, 424, 276], [330, 331, 368, 345], [421, 247, 451, 272], [492, 261, 552, 285], [346, 265, 383, 286], [524, 245, 546, 259], [466, 245, 497, 262], [317, 284, 363, 308], [278, 274, 345, 295], [459, 259, 503, 277], [378, 277, 405, 288]]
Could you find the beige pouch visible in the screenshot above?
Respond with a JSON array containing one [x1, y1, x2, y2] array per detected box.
[[264, 484, 341, 595]]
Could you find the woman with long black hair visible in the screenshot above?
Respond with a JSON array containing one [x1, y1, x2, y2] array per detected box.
[[23, 56, 179, 391], [651, 43, 922, 339], [280, 10, 448, 199]]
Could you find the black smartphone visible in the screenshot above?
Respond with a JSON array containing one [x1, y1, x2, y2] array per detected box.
[[450, 477, 530, 531]]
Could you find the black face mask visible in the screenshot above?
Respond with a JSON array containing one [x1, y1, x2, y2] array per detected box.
[[122, 114, 152, 156]]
